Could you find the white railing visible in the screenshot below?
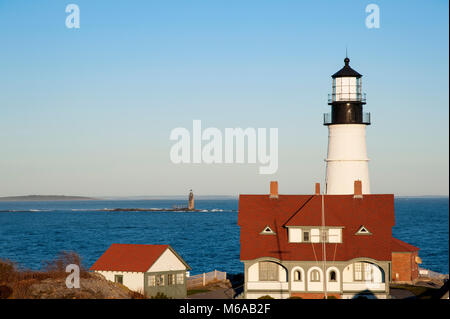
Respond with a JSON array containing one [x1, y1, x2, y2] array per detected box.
[[186, 270, 227, 288], [328, 93, 366, 103]]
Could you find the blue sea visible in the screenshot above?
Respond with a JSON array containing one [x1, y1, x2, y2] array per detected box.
[[0, 197, 448, 275]]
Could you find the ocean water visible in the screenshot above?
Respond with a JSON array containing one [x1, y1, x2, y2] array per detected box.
[[0, 197, 448, 275]]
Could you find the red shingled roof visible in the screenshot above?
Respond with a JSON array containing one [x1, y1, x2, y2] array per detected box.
[[391, 237, 419, 252], [90, 244, 173, 272], [238, 194, 396, 262]]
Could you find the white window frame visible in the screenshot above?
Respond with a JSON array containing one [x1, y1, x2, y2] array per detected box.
[[288, 228, 302, 242], [167, 273, 175, 285], [176, 273, 184, 285], [310, 269, 320, 282], [148, 275, 156, 287]]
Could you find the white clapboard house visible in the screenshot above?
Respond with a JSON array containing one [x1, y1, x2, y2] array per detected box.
[[90, 243, 191, 298]]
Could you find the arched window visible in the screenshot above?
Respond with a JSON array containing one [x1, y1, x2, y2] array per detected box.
[[259, 262, 279, 281], [294, 270, 302, 281], [310, 270, 320, 282], [329, 270, 337, 282]]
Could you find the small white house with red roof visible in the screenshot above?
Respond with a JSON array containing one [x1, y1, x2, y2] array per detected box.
[[90, 244, 191, 298]]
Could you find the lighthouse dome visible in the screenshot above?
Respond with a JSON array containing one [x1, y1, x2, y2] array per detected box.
[[332, 57, 362, 78]]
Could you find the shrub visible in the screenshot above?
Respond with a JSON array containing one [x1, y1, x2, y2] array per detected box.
[[288, 296, 303, 299], [326, 295, 337, 299], [42, 251, 90, 278], [129, 290, 148, 299], [0, 259, 17, 284], [151, 292, 171, 299], [258, 295, 274, 299]]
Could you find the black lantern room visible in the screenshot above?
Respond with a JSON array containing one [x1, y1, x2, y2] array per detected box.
[[324, 57, 370, 125]]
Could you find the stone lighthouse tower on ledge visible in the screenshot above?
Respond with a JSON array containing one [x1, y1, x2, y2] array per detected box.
[[324, 57, 371, 195], [188, 189, 195, 210]]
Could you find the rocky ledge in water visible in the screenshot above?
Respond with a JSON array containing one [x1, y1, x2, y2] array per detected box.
[[101, 208, 202, 212]]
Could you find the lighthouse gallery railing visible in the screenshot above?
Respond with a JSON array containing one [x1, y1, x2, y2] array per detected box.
[[323, 112, 371, 125]]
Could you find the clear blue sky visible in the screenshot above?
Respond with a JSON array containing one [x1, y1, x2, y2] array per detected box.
[[0, 0, 448, 196]]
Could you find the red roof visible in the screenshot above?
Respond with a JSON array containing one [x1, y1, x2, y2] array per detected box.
[[238, 194, 396, 262], [391, 237, 419, 252], [90, 244, 184, 272]]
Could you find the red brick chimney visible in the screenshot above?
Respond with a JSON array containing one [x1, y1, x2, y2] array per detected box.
[[354, 180, 363, 198], [315, 183, 320, 195], [270, 181, 278, 199]]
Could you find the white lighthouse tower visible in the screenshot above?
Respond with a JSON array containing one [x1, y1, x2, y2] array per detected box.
[[324, 57, 371, 195]]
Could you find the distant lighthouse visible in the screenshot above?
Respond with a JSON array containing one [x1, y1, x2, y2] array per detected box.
[[188, 190, 194, 210], [324, 57, 371, 195]]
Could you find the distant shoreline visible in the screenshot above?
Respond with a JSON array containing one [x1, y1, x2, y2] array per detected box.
[[0, 195, 97, 202]]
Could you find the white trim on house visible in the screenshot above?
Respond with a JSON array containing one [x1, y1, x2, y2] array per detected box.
[[260, 226, 276, 235], [307, 266, 324, 291], [290, 266, 306, 291], [147, 248, 187, 272]]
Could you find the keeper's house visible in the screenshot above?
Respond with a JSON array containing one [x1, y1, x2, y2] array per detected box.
[[90, 244, 191, 298], [238, 181, 421, 299]]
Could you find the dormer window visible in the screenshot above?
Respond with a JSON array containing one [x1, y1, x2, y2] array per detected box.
[[356, 225, 372, 235], [303, 231, 310, 242], [260, 226, 276, 235], [288, 227, 342, 243]]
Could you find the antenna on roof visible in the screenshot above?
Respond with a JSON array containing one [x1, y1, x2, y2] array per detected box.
[[345, 45, 348, 58]]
